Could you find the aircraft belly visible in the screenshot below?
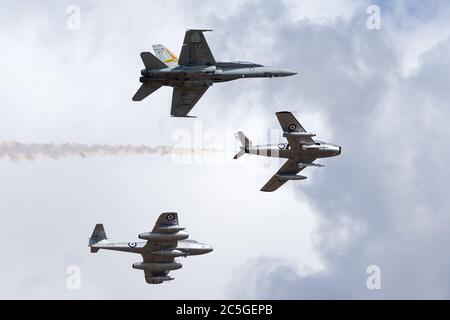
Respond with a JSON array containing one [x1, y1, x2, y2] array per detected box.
[[249, 148, 290, 158]]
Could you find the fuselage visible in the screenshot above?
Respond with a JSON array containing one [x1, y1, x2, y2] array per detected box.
[[245, 140, 341, 160], [139, 61, 297, 87], [92, 239, 213, 256]]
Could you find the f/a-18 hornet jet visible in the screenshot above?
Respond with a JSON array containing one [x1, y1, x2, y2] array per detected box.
[[132, 29, 297, 117], [89, 212, 213, 284], [234, 111, 341, 192]]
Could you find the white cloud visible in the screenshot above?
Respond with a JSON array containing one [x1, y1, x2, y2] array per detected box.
[[1, 0, 450, 299]]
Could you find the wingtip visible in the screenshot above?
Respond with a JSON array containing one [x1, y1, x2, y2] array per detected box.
[[170, 115, 197, 118], [187, 29, 213, 32], [276, 111, 292, 115]]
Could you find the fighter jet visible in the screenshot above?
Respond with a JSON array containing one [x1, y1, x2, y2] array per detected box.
[[234, 111, 341, 192], [132, 29, 297, 117], [88, 212, 213, 284]]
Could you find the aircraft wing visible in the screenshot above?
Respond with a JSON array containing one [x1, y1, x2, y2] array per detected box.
[[171, 85, 209, 117], [140, 212, 182, 284], [178, 29, 216, 66], [141, 253, 175, 284], [276, 111, 315, 147], [260, 157, 315, 192], [143, 269, 174, 284], [143, 212, 180, 250]]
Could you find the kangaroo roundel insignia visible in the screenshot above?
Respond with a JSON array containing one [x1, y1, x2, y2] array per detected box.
[[166, 214, 175, 221], [288, 124, 297, 131], [278, 143, 285, 149], [128, 242, 137, 248]]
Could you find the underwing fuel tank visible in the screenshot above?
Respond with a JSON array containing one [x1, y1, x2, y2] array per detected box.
[[298, 162, 324, 168], [275, 174, 307, 181], [132, 261, 183, 272], [138, 231, 189, 241], [147, 276, 174, 283]]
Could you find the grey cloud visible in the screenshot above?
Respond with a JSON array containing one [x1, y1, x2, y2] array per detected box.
[[2, 0, 450, 299], [223, 1, 450, 299]]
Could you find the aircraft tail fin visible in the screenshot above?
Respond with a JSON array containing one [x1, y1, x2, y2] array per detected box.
[[89, 224, 108, 253], [233, 131, 251, 159], [140, 52, 167, 69], [152, 44, 179, 66]]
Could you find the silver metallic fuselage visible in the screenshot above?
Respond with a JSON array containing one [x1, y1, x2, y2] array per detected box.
[[140, 62, 296, 87], [92, 239, 213, 256], [246, 141, 341, 160]]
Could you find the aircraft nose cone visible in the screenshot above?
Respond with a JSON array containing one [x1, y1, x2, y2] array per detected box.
[[204, 245, 214, 253], [338, 146, 342, 155], [281, 69, 297, 76]]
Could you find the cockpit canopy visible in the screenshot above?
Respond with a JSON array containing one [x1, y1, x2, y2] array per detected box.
[[231, 61, 258, 65], [184, 239, 199, 243]]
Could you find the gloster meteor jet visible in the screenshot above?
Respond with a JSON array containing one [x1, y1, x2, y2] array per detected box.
[[234, 111, 341, 192], [89, 212, 213, 284], [132, 29, 297, 117]]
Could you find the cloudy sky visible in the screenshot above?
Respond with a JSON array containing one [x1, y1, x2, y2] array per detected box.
[[0, 0, 449, 299]]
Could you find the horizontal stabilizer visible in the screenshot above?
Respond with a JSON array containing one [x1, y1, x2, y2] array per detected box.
[[233, 149, 245, 159], [234, 131, 251, 159], [132, 84, 161, 101], [140, 52, 167, 69]]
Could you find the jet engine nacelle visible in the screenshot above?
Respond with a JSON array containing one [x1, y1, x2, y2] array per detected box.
[[301, 144, 320, 150], [158, 226, 186, 234], [181, 66, 216, 76], [138, 231, 189, 241], [141, 69, 162, 77], [182, 80, 213, 87], [133, 262, 183, 272], [149, 249, 187, 257]]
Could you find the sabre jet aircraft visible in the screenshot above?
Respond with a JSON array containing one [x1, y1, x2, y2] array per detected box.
[[89, 212, 213, 284], [234, 111, 341, 192], [132, 29, 297, 117]]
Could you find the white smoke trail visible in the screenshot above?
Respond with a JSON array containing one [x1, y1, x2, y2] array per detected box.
[[0, 141, 219, 161]]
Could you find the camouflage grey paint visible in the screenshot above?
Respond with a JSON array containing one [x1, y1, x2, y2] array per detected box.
[[132, 29, 296, 117]]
